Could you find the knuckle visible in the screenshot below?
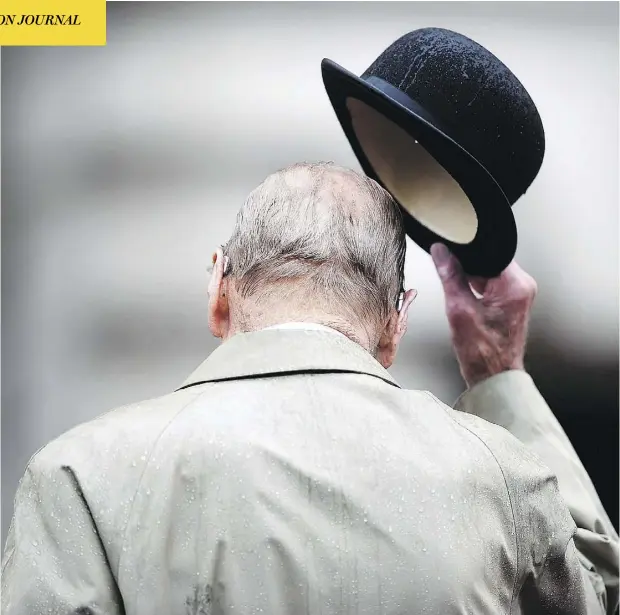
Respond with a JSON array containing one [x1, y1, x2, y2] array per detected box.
[[513, 275, 537, 302], [440, 269, 461, 288], [448, 302, 477, 325]]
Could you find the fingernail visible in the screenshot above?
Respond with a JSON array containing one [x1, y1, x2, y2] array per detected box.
[[430, 243, 449, 264]]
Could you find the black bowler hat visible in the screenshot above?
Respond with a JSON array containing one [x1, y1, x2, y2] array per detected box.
[[322, 27, 545, 278]]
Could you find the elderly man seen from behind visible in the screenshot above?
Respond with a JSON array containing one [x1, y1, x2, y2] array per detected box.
[[2, 162, 618, 615]]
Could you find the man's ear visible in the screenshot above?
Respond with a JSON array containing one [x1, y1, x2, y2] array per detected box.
[[208, 248, 230, 339], [376, 289, 417, 369]]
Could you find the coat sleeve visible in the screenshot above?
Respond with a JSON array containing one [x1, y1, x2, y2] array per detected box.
[[454, 370, 619, 614], [1, 451, 125, 615]]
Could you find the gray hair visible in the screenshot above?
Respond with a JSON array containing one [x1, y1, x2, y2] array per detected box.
[[223, 162, 406, 329]]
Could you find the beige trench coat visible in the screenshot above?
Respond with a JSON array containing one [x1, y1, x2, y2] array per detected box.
[[2, 328, 618, 614]]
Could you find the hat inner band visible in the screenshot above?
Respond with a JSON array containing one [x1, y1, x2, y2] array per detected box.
[[347, 78, 478, 244]]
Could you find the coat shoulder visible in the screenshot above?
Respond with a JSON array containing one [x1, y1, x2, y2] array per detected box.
[[30, 387, 204, 475], [434, 396, 577, 578]]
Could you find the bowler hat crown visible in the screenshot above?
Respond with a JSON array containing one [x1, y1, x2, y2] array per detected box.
[[363, 28, 544, 204]]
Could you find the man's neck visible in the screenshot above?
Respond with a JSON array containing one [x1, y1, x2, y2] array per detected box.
[[229, 314, 375, 353]]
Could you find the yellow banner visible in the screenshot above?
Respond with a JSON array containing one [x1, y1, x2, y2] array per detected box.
[[0, 0, 106, 46]]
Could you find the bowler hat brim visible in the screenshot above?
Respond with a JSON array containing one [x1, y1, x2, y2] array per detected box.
[[322, 58, 516, 278]]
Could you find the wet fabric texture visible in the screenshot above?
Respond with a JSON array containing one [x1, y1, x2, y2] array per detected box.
[[2, 329, 618, 614]]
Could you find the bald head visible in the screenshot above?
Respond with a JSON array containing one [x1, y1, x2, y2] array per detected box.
[[221, 162, 406, 343]]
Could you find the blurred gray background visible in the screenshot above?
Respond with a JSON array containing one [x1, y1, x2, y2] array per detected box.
[[2, 2, 618, 546]]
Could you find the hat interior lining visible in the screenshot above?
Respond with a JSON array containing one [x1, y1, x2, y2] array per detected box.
[[346, 98, 478, 245]]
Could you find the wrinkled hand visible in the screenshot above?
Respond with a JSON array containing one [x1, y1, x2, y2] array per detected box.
[[430, 243, 537, 388]]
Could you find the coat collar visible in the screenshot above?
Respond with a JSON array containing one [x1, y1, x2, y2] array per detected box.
[[177, 329, 400, 391]]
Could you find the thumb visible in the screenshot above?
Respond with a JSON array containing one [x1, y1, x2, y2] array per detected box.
[[430, 243, 473, 300]]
